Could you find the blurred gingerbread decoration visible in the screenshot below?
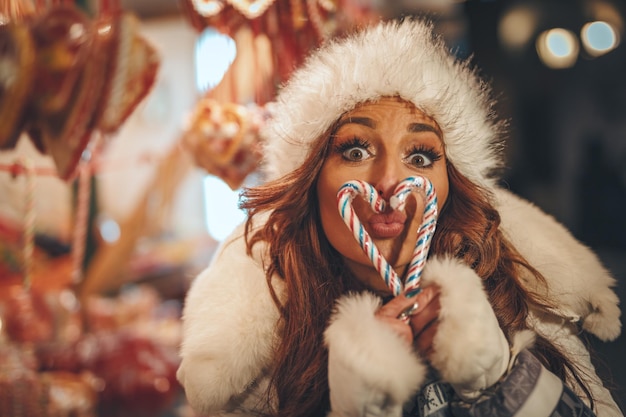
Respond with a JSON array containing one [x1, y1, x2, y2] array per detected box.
[[0, 1, 160, 181], [181, 98, 268, 189]]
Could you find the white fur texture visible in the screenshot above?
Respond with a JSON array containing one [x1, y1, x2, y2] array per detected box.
[[422, 256, 510, 399], [176, 222, 282, 415], [177, 192, 622, 414], [495, 188, 621, 341], [325, 292, 426, 415], [261, 19, 503, 190]]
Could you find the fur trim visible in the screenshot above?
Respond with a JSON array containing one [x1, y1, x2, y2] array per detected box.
[[325, 292, 426, 407], [262, 18, 503, 189], [509, 330, 536, 367], [494, 188, 622, 341], [422, 256, 509, 397], [176, 223, 283, 415]]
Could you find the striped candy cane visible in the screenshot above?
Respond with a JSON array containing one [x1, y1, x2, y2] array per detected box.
[[337, 176, 438, 297], [391, 177, 438, 297]]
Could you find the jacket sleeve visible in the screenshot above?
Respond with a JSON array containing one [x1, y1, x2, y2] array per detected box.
[[422, 256, 623, 417], [176, 223, 282, 416], [449, 349, 600, 417], [494, 187, 621, 342], [529, 311, 624, 417], [422, 256, 511, 401], [324, 292, 427, 417], [493, 187, 623, 416]]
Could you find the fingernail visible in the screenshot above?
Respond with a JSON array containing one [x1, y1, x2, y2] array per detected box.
[[405, 287, 422, 298]]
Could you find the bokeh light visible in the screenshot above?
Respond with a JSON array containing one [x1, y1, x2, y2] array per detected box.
[[536, 28, 579, 69], [581, 21, 619, 57], [498, 5, 539, 53]]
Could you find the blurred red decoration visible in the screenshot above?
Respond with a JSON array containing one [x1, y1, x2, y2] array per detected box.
[[2, 285, 55, 344], [0, 2, 160, 181]]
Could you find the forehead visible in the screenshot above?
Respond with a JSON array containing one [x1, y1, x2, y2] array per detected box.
[[335, 97, 443, 141], [339, 97, 438, 124]]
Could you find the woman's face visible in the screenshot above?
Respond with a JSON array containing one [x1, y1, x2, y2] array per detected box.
[[317, 97, 450, 294]]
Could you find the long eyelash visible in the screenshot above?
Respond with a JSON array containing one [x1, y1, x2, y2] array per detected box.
[[332, 137, 370, 153], [408, 144, 443, 162]]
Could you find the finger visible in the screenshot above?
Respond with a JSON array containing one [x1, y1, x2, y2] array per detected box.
[[413, 319, 438, 357], [376, 285, 439, 319], [408, 294, 440, 335], [376, 293, 415, 318]]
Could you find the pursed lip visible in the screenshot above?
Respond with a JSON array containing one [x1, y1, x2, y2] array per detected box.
[[367, 211, 407, 238]]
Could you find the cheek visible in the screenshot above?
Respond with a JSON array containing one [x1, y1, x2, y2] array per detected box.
[[435, 181, 449, 212], [431, 168, 450, 212], [317, 173, 343, 238], [316, 172, 365, 260]]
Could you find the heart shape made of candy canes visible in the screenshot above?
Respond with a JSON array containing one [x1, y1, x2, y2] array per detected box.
[[337, 176, 438, 297]]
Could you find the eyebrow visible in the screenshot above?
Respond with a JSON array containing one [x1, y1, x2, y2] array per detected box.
[[336, 117, 442, 139], [408, 123, 442, 139], [336, 117, 375, 129]]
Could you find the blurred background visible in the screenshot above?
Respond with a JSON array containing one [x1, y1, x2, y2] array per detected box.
[[0, 0, 624, 416]]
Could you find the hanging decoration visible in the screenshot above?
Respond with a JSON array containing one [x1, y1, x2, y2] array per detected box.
[[178, 0, 379, 188], [0, 1, 160, 181], [181, 98, 269, 189], [180, 0, 380, 94], [1, 5, 178, 415]]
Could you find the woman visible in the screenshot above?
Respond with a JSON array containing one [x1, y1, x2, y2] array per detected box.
[[177, 19, 622, 417]]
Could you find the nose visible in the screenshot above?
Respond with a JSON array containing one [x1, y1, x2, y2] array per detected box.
[[373, 159, 404, 201]]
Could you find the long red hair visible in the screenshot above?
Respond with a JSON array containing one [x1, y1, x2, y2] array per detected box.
[[241, 131, 594, 417]]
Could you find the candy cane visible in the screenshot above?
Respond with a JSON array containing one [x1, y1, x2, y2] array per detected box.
[[337, 176, 438, 297], [337, 180, 401, 294], [391, 177, 438, 297]]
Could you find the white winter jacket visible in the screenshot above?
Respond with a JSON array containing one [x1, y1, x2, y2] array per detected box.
[[177, 188, 623, 417]]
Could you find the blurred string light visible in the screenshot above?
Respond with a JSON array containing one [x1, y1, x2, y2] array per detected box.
[[498, 1, 623, 69]]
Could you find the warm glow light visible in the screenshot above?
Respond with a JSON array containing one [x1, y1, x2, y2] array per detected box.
[[498, 5, 539, 52], [536, 28, 579, 69], [192, 0, 226, 17], [581, 21, 619, 57], [203, 175, 246, 241], [99, 217, 121, 243], [195, 28, 237, 94]]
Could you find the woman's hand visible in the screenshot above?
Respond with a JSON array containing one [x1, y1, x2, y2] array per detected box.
[[325, 292, 428, 417], [375, 286, 441, 356]]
